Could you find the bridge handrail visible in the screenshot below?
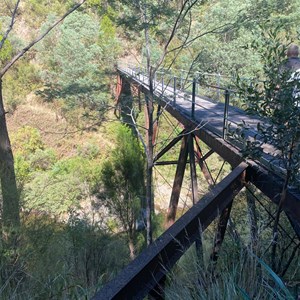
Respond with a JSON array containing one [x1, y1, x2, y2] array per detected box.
[[118, 62, 238, 89], [117, 63, 241, 139]]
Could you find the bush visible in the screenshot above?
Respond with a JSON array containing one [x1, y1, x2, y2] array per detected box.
[[0, 213, 129, 299]]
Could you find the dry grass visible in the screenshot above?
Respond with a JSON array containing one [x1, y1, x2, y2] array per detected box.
[[6, 95, 113, 158]]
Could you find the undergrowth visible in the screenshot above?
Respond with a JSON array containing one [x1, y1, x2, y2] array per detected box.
[[0, 214, 129, 299], [165, 245, 298, 300]]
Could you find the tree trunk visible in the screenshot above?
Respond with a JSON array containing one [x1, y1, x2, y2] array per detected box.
[[143, 3, 153, 247], [0, 80, 20, 232], [129, 236, 136, 260], [246, 186, 258, 249], [146, 92, 153, 246]]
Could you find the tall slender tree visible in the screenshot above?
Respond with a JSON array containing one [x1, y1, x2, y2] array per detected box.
[[114, 0, 238, 244]]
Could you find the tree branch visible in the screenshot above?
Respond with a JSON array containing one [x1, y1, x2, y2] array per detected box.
[[129, 108, 148, 158], [0, 0, 21, 51], [0, 0, 87, 78], [154, 0, 198, 73], [167, 22, 236, 54], [162, 8, 193, 71]]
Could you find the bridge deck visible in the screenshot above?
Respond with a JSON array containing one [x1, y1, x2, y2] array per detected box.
[[122, 68, 262, 129]]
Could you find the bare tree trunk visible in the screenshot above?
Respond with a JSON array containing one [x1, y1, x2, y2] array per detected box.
[[246, 186, 258, 249], [146, 92, 153, 246], [142, 2, 154, 246], [0, 80, 20, 231], [129, 236, 136, 260]]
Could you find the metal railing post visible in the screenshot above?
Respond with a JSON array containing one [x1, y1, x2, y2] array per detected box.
[[180, 71, 183, 90], [217, 73, 221, 101], [191, 78, 196, 119], [162, 72, 164, 96], [223, 89, 230, 139], [173, 76, 177, 104]]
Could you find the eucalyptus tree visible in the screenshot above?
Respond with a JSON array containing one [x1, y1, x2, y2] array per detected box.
[[112, 0, 201, 245], [0, 0, 87, 236], [112, 0, 241, 245], [182, 0, 300, 78]]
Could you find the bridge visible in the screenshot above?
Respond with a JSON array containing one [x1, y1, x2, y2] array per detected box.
[[93, 65, 300, 299]]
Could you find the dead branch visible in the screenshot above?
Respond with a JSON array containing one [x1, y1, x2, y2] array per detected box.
[[154, 0, 198, 73]]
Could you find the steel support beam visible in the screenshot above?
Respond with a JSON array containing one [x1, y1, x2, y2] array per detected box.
[[153, 129, 186, 163], [188, 134, 203, 261], [246, 167, 300, 239], [210, 202, 233, 263], [92, 163, 247, 300], [166, 135, 189, 226], [188, 134, 198, 205], [194, 137, 215, 186]]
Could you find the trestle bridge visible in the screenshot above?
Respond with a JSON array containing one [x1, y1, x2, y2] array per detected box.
[[93, 65, 300, 299]]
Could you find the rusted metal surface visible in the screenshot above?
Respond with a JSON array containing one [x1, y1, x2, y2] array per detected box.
[[153, 129, 186, 163], [194, 137, 215, 186], [210, 202, 233, 263], [188, 134, 198, 205], [166, 134, 189, 226], [92, 163, 247, 300], [115, 74, 122, 102], [188, 134, 203, 262]]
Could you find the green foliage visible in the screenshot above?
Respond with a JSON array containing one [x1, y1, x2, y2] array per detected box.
[[2, 60, 39, 111], [11, 126, 44, 157], [109, 1, 181, 63], [0, 35, 13, 64], [37, 10, 118, 123], [100, 124, 145, 254], [12, 127, 58, 185], [165, 246, 297, 299], [256, 256, 294, 299], [98, 14, 122, 65], [0, 214, 129, 298], [52, 156, 102, 193], [22, 0, 75, 28], [233, 25, 300, 185], [164, 0, 300, 78], [77, 141, 100, 159], [23, 172, 84, 214], [29, 148, 57, 171], [23, 155, 102, 215]]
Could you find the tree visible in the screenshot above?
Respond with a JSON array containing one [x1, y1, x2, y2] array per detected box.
[[233, 25, 300, 271], [100, 124, 145, 259], [37, 10, 115, 124], [114, 0, 239, 245], [0, 0, 87, 235]]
